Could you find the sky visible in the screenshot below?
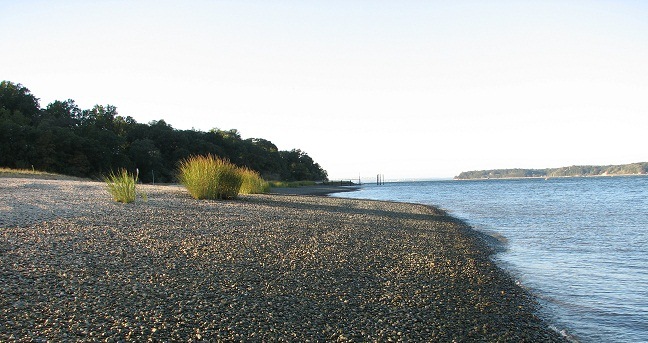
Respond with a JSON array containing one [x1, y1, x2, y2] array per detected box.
[[2, 1, 647, 180]]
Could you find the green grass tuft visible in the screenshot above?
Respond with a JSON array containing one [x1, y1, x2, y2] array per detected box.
[[178, 155, 244, 200], [268, 180, 317, 188], [0, 167, 87, 181], [239, 168, 270, 194], [104, 169, 137, 203]]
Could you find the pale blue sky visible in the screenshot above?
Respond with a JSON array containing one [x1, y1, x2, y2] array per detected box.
[[2, 1, 647, 179]]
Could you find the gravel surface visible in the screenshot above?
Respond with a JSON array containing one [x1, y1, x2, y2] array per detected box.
[[0, 178, 565, 342]]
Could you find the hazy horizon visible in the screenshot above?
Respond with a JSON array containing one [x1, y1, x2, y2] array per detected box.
[[2, 1, 646, 179]]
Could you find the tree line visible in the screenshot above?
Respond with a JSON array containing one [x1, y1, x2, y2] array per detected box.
[[0, 81, 328, 183], [455, 162, 648, 180]]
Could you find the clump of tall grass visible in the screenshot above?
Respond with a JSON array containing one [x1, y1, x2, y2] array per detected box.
[[268, 180, 317, 188], [178, 155, 244, 200], [239, 168, 270, 194], [104, 169, 137, 203]]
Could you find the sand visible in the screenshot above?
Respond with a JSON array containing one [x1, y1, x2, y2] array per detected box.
[[0, 178, 565, 341]]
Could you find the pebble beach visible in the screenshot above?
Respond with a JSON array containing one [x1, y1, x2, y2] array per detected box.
[[0, 178, 565, 342]]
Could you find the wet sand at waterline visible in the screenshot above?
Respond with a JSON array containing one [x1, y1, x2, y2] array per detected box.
[[0, 178, 565, 341]]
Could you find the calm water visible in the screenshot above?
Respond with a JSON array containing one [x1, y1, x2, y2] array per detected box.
[[333, 176, 648, 342]]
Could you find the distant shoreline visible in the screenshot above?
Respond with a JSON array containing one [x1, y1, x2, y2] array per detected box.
[[455, 162, 648, 180], [455, 173, 648, 181]]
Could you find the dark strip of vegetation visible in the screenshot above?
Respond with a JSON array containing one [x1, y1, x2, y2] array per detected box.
[[455, 162, 648, 180], [0, 81, 328, 183]]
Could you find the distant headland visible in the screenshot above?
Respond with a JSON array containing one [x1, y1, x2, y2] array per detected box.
[[455, 162, 648, 180]]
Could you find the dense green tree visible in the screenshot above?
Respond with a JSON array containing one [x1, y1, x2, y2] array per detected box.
[[280, 149, 328, 181], [43, 99, 82, 128], [241, 138, 283, 179], [0, 80, 329, 182], [0, 81, 40, 122], [129, 139, 163, 182]]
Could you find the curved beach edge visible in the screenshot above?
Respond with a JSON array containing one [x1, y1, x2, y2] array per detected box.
[[1, 177, 566, 341]]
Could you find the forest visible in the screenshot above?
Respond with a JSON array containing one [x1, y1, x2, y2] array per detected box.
[[0, 81, 328, 183], [455, 162, 648, 180]]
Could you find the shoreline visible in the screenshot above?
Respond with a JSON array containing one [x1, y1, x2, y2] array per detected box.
[[454, 173, 648, 181], [1, 177, 565, 341]]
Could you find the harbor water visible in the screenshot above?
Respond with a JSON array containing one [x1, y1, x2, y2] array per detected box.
[[333, 176, 648, 342]]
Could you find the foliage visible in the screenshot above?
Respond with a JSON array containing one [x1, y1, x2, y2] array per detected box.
[[268, 180, 317, 188], [1, 166, 50, 176], [279, 149, 328, 181], [0, 80, 328, 183], [0, 167, 86, 180], [455, 162, 648, 180], [239, 168, 270, 194], [178, 155, 243, 200], [103, 169, 137, 203]]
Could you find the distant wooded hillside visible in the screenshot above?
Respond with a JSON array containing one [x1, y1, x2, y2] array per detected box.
[[0, 81, 328, 183], [455, 162, 648, 180]]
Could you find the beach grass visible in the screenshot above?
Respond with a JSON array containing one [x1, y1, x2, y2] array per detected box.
[[178, 155, 243, 200], [0, 167, 86, 180], [103, 169, 137, 203], [269, 180, 317, 188], [239, 168, 270, 194], [0, 167, 47, 176]]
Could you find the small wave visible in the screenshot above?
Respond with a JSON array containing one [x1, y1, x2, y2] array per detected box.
[[549, 325, 581, 343], [469, 227, 510, 254]]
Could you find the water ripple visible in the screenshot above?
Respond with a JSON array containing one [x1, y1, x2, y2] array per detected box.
[[335, 176, 648, 343]]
